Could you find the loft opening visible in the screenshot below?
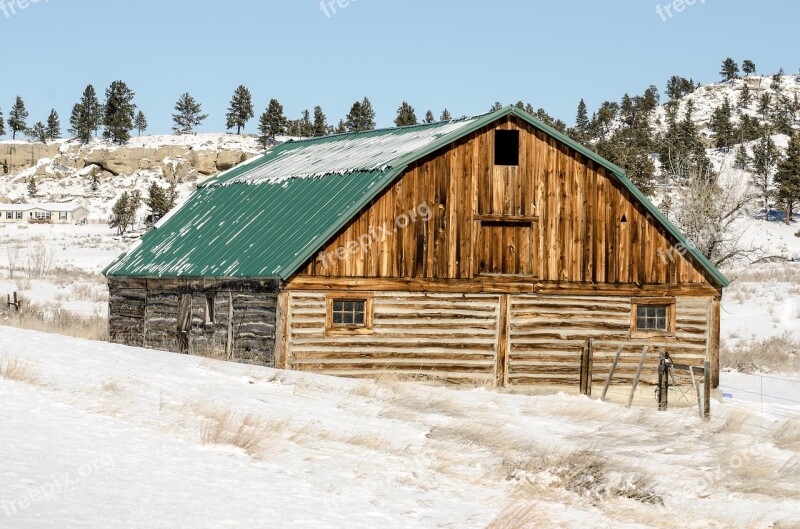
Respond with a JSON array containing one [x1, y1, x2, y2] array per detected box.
[[494, 129, 520, 166]]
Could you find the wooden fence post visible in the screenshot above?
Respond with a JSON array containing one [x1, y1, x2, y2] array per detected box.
[[703, 361, 711, 420], [658, 353, 669, 411]]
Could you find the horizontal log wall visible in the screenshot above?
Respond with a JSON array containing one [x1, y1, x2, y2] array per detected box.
[[107, 278, 278, 365], [296, 116, 713, 287], [508, 295, 710, 387], [284, 290, 712, 388], [286, 292, 499, 384]]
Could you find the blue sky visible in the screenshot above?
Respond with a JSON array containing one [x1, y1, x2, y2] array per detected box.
[[0, 0, 797, 135]]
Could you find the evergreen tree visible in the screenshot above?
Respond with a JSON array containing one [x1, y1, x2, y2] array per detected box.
[[710, 96, 736, 149], [734, 144, 751, 170], [589, 101, 619, 138], [742, 60, 756, 76], [335, 119, 346, 134], [299, 109, 313, 137], [0, 108, 5, 137], [440, 109, 452, 121], [172, 93, 208, 134], [134, 111, 148, 136], [110, 190, 141, 235], [69, 85, 102, 143], [312, 106, 328, 136], [225, 85, 254, 134], [771, 68, 785, 92], [27, 176, 37, 197], [103, 81, 137, 144], [658, 99, 712, 180], [8, 96, 28, 140], [720, 58, 740, 81], [752, 132, 780, 220], [257, 99, 287, 147], [490, 101, 503, 111], [394, 101, 418, 127], [345, 97, 376, 132], [29, 121, 48, 143], [776, 133, 800, 224], [739, 83, 752, 108], [424, 110, 435, 124], [758, 93, 772, 121], [575, 99, 589, 134], [738, 114, 762, 143], [146, 182, 177, 223], [46, 109, 60, 140], [666, 76, 695, 102], [90, 173, 100, 192]]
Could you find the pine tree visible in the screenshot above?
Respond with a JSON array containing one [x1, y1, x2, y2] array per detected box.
[[720, 58, 740, 81], [299, 109, 313, 137], [257, 99, 287, 147], [771, 68, 785, 92], [666, 76, 695, 102], [490, 102, 503, 111], [27, 175, 37, 197], [8, 96, 28, 140], [734, 144, 750, 170], [172, 93, 208, 134], [312, 106, 327, 136], [225, 85, 254, 134], [739, 83, 752, 108], [146, 182, 177, 224], [424, 110, 435, 124], [752, 132, 780, 220], [110, 192, 132, 235], [710, 97, 736, 149], [134, 111, 148, 136], [345, 97, 376, 132], [90, 173, 100, 192], [46, 109, 60, 140], [335, 120, 346, 134], [69, 85, 102, 143], [776, 133, 800, 224], [575, 99, 589, 135], [742, 60, 756, 76], [0, 108, 5, 137], [394, 101, 418, 127], [103, 81, 137, 144], [440, 109, 452, 121], [758, 93, 772, 121], [29, 121, 48, 143]]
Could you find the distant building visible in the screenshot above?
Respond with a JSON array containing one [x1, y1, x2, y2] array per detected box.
[[0, 203, 89, 225]]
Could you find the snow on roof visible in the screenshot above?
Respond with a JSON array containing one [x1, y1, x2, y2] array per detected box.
[[0, 203, 86, 212], [205, 118, 477, 187]]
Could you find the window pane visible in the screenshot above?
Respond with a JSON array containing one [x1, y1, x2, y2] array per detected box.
[[332, 312, 343, 324], [637, 317, 647, 329], [343, 301, 352, 312], [354, 312, 365, 325], [333, 301, 343, 311], [342, 312, 353, 324]]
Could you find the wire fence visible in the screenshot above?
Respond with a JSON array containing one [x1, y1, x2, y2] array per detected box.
[[718, 373, 800, 430]]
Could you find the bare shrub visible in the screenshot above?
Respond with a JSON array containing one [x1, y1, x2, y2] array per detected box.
[[0, 357, 42, 385], [722, 332, 800, 373], [3, 240, 22, 278], [24, 242, 54, 279]]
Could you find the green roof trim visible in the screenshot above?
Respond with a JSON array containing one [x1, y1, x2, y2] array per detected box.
[[103, 105, 728, 288]]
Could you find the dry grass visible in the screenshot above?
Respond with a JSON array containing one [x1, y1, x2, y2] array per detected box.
[[721, 332, 800, 373], [195, 405, 287, 457], [718, 454, 800, 497], [1, 302, 108, 341], [0, 357, 43, 385], [486, 501, 557, 529], [771, 420, 800, 451]]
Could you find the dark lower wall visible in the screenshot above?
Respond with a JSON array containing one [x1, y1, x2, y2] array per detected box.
[[108, 278, 280, 365]]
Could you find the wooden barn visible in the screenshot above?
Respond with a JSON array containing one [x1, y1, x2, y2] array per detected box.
[[103, 106, 728, 391]]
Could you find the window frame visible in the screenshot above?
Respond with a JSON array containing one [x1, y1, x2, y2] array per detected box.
[[631, 298, 676, 338], [325, 293, 374, 336], [59, 212, 68, 221], [204, 295, 216, 325]]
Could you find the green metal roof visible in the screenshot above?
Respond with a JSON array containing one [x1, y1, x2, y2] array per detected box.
[[103, 106, 729, 288]]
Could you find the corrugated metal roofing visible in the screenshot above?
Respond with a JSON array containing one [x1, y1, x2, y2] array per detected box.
[[103, 106, 729, 287]]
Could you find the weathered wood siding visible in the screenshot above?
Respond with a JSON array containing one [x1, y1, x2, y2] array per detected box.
[[286, 292, 499, 384], [107, 278, 279, 365], [284, 291, 713, 387], [297, 115, 714, 288], [507, 295, 710, 387]]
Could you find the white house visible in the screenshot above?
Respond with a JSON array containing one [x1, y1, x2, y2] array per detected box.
[[0, 204, 89, 225]]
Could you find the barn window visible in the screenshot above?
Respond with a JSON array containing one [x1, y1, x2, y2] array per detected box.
[[205, 296, 216, 324], [631, 299, 675, 336], [326, 294, 373, 334], [494, 130, 520, 166]]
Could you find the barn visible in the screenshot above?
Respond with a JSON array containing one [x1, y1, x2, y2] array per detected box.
[[103, 106, 728, 391]]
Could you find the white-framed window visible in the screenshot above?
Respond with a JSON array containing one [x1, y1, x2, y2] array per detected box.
[[59, 212, 68, 220], [15, 212, 22, 220], [5, 212, 12, 220]]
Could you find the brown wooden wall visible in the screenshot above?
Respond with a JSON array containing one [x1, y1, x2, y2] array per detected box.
[[295, 116, 714, 288]]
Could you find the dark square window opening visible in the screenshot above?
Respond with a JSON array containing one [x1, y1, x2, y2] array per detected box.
[[636, 305, 669, 331], [332, 299, 367, 327], [495, 129, 520, 166]]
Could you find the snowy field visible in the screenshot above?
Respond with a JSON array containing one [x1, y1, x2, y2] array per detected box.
[[1, 327, 799, 529]]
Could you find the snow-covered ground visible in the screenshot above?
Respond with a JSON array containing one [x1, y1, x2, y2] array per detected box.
[[0, 327, 798, 529]]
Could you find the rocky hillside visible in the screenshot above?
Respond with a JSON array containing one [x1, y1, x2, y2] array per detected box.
[[0, 134, 263, 222]]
